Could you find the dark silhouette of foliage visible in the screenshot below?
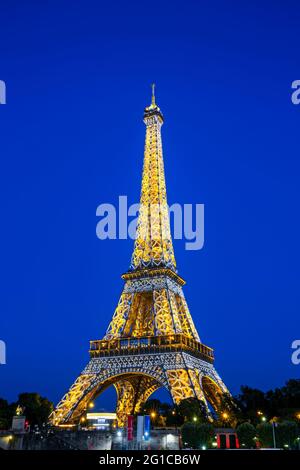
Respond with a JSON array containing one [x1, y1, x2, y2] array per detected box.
[[17, 393, 53, 427], [235, 379, 300, 424], [0, 393, 53, 429], [181, 422, 215, 449], [177, 397, 209, 423], [236, 422, 256, 448], [275, 421, 299, 449], [0, 398, 15, 429]]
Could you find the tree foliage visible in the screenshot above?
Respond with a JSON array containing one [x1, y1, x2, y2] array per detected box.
[[0, 398, 15, 429], [275, 421, 299, 449], [257, 423, 273, 448], [0, 393, 53, 429], [181, 422, 215, 449], [177, 397, 209, 423], [256, 421, 299, 449], [235, 379, 300, 423], [236, 422, 256, 448], [17, 393, 53, 426]]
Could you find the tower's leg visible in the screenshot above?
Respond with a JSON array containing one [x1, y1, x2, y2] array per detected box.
[[114, 380, 136, 427], [50, 374, 97, 426], [166, 369, 210, 414], [200, 370, 231, 415], [114, 375, 161, 427], [130, 376, 161, 414]]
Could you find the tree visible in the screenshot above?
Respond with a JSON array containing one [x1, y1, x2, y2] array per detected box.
[[17, 393, 53, 427], [158, 402, 184, 427], [278, 380, 300, 419], [213, 393, 240, 427], [181, 423, 198, 448], [257, 423, 273, 448], [236, 422, 256, 448], [142, 398, 165, 426], [235, 379, 300, 424], [276, 421, 299, 449], [181, 423, 215, 449], [0, 398, 14, 430], [177, 397, 208, 423], [143, 398, 161, 415], [257, 421, 300, 449], [196, 423, 215, 448], [236, 386, 268, 424]]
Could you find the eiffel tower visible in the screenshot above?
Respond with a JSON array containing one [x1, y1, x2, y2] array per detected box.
[[50, 86, 230, 427]]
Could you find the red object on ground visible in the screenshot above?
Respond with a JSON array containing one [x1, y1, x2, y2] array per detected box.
[[216, 429, 239, 449], [127, 415, 134, 441]]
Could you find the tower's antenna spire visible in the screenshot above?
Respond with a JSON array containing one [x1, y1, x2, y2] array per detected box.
[[144, 82, 162, 118], [151, 83, 156, 106]]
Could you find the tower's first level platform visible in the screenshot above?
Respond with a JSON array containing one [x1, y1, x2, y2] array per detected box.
[[89, 333, 214, 364]]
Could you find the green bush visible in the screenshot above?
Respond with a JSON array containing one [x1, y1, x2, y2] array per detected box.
[[181, 423, 215, 449], [275, 421, 299, 449], [257, 423, 273, 448], [236, 422, 256, 448], [257, 421, 299, 449]]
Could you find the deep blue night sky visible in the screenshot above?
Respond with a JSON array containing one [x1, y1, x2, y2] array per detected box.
[[1, 1, 299, 410]]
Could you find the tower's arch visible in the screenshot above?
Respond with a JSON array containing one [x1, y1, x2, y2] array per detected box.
[[201, 375, 224, 412], [50, 370, 164, 427]]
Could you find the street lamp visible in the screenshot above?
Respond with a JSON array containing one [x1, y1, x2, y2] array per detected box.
[[222, 412, 229, 420], [261, 416, 267, 422], [193, 416, 198, 422], [150, 411, 156, 419], [88, 402, 94, 409], [80, 416, 86, 423]]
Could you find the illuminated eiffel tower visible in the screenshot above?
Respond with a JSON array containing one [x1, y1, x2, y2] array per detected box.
[[50, 86, 230, 427]]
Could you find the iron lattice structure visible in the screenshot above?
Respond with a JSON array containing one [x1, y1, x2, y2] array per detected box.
[[50, 88, 230, 427]]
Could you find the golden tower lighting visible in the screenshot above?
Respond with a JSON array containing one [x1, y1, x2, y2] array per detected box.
[[50, 86, 231, 427]]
